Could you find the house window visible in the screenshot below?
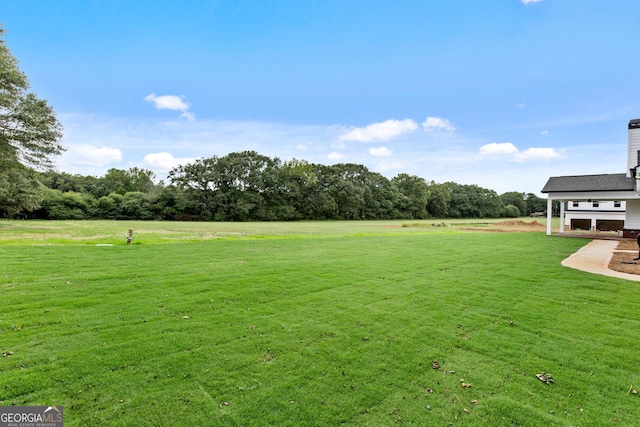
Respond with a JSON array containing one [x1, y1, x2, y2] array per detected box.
[[614, 201, 621, 208], [572, 201, 579, 208], [592, 201, 599, 208]]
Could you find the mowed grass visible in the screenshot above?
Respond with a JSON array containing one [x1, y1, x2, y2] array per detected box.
[[1, 220, 639, 426]]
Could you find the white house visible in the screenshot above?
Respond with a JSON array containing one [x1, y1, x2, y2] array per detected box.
[[542, 119, 640, 237]]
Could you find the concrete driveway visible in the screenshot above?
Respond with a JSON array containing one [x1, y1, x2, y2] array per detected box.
[[562, 239, 640, 282]]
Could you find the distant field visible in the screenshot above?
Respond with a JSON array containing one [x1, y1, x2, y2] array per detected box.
[[0, 218, 558, 245], [2, 219, 639, 426]]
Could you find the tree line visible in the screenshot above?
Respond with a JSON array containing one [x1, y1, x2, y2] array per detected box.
[[2, 150, 547, 221]]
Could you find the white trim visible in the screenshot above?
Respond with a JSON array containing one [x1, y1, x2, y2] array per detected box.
[[546, 191, 640, 200], [547, 198, 553, 235]]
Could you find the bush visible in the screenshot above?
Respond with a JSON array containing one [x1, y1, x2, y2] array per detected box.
[[503, 204, 520, 218], [40, 189, 95, 219]]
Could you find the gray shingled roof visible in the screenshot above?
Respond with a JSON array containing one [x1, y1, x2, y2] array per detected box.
[[541, 173, 634, 193]]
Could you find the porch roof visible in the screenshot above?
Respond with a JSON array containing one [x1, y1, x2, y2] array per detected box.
[[541, 173, 634, 193]]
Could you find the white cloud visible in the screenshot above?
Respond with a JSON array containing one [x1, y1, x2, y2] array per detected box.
[[328, 152, 346, 161], [145, 93, 195, 121], [514, 147, 564, 162], [422, 116, 456, 133], [369, 147, 393, 157], [480, 142, 564, 162], [141, 152, 196, 173], [339, 119, 418, 142], [145, 93, 189, 111], [61, 144, 122, 167], [516, 102, 526, 108], [479, 142, 519, 155], [179, 111, 196, 122], [541, 130, 549, 136], [521, 0, 542, 3]]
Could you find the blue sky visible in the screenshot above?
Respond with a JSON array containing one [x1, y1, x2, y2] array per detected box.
[[2, 0, 640, 195]]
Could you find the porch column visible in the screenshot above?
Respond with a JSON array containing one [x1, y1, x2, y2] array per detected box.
[[559, 200, 565, 233], [546, 197, 553, 235]]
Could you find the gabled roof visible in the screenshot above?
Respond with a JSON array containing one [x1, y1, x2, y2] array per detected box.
[[541, 173, 634, 193]]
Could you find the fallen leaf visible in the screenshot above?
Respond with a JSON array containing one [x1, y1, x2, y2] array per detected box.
[[535, 372, 554, 385]]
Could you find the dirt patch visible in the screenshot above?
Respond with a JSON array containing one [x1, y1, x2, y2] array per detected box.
[[615, 239, 639, 251], [609, 240, 640, 275], [460, 220, 546, 233], [459, 228, 509, 233], [493, 220, 544, 227]]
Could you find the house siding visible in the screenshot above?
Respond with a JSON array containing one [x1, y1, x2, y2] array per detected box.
[[627, 124, 640, 176], [625, 200, 640, 230]]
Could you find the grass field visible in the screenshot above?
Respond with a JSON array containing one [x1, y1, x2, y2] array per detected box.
[[2, 219, 639, 426], [0, 218, 559, 245]]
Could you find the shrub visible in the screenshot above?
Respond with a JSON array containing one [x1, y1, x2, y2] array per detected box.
[[503, 204, 520, 218]]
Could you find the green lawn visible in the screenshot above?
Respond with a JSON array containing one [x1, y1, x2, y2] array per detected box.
[[1, 220, 638, 426]]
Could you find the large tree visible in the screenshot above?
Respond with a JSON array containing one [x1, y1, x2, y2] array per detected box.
[[169, 151, 281, 221], [392, 173, 429, 219], [0, 26, 63, 216], [500, 191, 527, 216], [103, 167, 157, 195]]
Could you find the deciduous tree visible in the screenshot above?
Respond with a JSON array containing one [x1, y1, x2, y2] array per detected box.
[[0, 26, 63, 216], [500, 191, 527, 216], [392, 174, 429, 219], [0, 26, 63, 169]]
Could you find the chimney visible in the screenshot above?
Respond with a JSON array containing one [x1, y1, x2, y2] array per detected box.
[[627, 119, 640, 177]]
